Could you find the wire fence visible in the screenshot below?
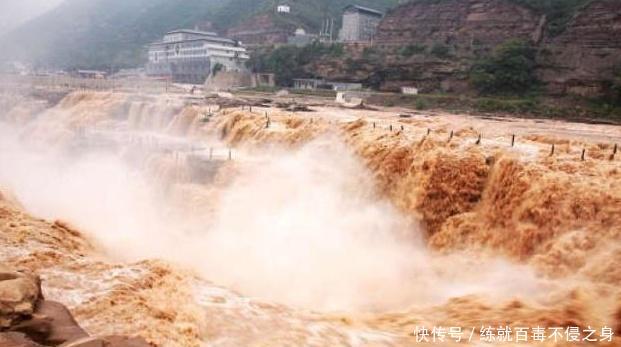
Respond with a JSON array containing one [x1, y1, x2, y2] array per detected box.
[[363, 119, 619, 162]]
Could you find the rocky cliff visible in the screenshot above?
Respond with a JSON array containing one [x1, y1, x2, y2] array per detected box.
[[375, 0, 545, 51], [308, 0, 546, 92], [307, 0, 621, 99], [539, 0, 621, 97], [227, 14, 294, 47]]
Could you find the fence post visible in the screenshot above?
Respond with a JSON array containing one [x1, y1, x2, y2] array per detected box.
[[511, 134, 515, 147], [550, 144, 555, 156], [475, 133, 481, 145], [612, 143, 618, 160], [448, 130, 454, 142], [228, 148, 232, 161], [581, 148, 586, 161]]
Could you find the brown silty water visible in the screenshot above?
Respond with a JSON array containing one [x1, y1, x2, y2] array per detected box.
[[0, 91, 620, 347]]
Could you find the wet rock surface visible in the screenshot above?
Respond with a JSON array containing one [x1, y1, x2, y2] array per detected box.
[[0, 264, 150, 347], [0, 265, 40, 329]]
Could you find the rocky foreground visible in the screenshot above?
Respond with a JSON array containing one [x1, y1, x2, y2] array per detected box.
[[0, 262, 150, 347]]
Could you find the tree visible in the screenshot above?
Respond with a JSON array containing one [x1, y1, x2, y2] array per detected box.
[[470, 40, 539, 96], [212, 63, 224, 77], [612, 66, 621, 106], [430, 43, 451, 58], [246, 42, 345, 86]]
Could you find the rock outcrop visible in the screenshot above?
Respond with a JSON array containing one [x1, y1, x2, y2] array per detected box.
[[0, 265, 40, 329], [227, 14, 293, 46], [539, 0, 621, 97], [309, 0, 545, 92], [309, 0, 621, 98], [375, 0, 545, 51], [0, 264, 150, 347]]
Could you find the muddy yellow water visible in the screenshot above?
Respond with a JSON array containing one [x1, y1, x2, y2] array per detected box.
[[0, 91, 620, 347]]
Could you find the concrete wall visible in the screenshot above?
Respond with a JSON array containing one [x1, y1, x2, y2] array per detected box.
[[339, 12, 361, 41], [204, 71, 252, 91], [339, 11, 381, 42]]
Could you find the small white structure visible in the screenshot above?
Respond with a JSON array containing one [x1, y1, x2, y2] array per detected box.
[[288, 27, 318, 46], [401, 86, 419, 95], [277, 4, 291, 13], [336, 92, 366, 108]]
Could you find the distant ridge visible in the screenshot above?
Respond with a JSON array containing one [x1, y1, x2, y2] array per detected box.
[[0, 0, 398, 70]]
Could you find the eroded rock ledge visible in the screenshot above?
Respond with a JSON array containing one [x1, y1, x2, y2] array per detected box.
[[0, 264, 151, 347]]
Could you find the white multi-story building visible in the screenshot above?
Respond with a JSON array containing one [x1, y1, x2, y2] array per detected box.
[[338, 5, 383, 42], [146, 29, 250, 84], [277, 4, 291, 13]]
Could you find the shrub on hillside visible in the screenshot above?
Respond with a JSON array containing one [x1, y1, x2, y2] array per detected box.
[[399, 44, 427, 57], [245, 42, 346, 86], [508, 0, 591, 36], [470, 40, 539, 96], [430, 43, 451, 58], [612, 66, 621, 106]]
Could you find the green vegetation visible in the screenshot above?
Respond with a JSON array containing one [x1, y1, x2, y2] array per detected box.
[[596, 65, 621, 116], [0, 0, 399, 70], [1, 0, 224, 69], [368, 93, 620, 121], [246, 42, 345, 86], [399, 44, 427, 57], [470, 40, 539, 96], [289, 88, 337, 98], [415, 98, 428, 110], [507, 0, 592, 36], [412, 0, 592, 36], [362, 47, 379, 59], [473, 97, 540, 114], [611, 65, 621, 106], [212, 63, 224, 77], [430, 43, 451, 58], [242, 86, 336, 98], [212, 0, 399, 32]]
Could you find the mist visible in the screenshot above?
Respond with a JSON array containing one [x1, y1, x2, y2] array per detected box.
[[0, 0, 64, 36], [0, 111, 546, 312]]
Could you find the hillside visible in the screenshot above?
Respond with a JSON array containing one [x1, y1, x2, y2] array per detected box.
[[225, 0, 398, 46], [0, 0, 64, 36], [220, 0, 398, 31], [0, 0, 222, 70], [0, 0, 398, 70], [247, 0, 620, 116]]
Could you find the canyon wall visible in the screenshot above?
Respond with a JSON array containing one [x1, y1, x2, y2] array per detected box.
[[375, 0, 544, 49], [307, 0, 621, 97], [539, 0, 621, 97]]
